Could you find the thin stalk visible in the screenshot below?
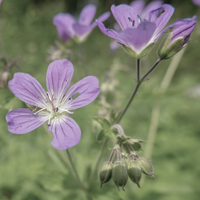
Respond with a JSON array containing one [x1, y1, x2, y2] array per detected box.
[[88, 58, 162, 188], [66, 149, 87, 190], [142, 48, 186, 184], [116, 58, 162, 123]]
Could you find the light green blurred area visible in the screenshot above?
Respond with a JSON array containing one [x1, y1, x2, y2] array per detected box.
[[0, 0, 200, 199]]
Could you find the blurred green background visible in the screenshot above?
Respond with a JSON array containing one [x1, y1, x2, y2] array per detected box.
[[0, 0, 200, 199]]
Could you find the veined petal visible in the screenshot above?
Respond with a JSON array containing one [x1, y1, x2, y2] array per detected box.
[[6, 108, 48, 134], [145, 4, 174, 40], [91, 11, 110, 29], [73, 23, 92, 42], [53, 13, 75, 40], [111, 4, 140, 30], [46, 59, 74, 105], [130, 0, 145, 16], [118, 21, 156, 53], [49, 116, 81, 150], [9, 73, 47, 108], [142, 1, 163, 19], [63, 76, 100, 110], [96, 20, 125, 44], [79, 4, 96, 26]]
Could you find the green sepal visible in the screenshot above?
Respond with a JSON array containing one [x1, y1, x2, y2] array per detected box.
[[121, 43, 154, 59], [158, 31, 185, 59], [96, 129, 116, 143]]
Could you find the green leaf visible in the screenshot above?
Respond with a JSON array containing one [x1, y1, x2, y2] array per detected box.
[[109, 110, 117, 125], [93, 117, 111, 129], [97, 130, 107, 142]]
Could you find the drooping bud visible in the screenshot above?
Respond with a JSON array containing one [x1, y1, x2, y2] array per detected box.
[[158, 16, 196, 59], [137, 157, 154, 178], [99, 161, 112, 188], [0, 71, 10, 88], [112, 161, 128, 191], [127, 160, 142, 188]]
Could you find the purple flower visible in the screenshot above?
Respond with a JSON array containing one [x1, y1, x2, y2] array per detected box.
[[53, 4, 110, 43], [6, 59, 100, 150], [192, 0, 200, 6], [110, 0, 163, 52], [158, 16, 196, 59], [97, 4, 174, 58]]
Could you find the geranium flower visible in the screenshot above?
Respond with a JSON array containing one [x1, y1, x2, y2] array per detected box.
[[6, 59, 100, 150], [97, 4, 174, 58], [158, 16, 196, 59], [110, 0, 163, 51], [53, 4, 110, 43], [192, 0, 200, 6]]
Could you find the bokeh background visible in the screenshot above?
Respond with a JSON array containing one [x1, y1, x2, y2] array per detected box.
[[0, 0, 200, 199]]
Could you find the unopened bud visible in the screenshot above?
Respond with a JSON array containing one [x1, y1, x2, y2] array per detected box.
[[99, 161, 112, 188], [0, 71, 10, 88], [137, 157, 154, 178], [112, 161, 128, 191], [127, 160, 142, 188]]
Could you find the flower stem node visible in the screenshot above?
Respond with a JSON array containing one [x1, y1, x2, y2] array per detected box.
[[127, 160, 142, 188], [99, 161, 113, 188], [137, 157, 154, 178], [112, 161, 128, 191]]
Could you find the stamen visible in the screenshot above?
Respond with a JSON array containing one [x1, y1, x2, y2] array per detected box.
[[137, 15, 142, 23], [32, 108, 46, 115], [59, 108, 74, 114], [128, 17, 135, 27]]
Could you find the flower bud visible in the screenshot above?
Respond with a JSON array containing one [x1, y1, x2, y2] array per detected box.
[[99, 161, 112, 188], [112, 161, 128, 191], [0, 71, 10, 88], [158, 17, 196, 59], [137, 157, 154, 178], [127, 160, 142, 188]]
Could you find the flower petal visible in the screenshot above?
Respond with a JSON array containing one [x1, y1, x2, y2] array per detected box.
[[91, 11, 110, 29], [6, 108, 48, 134], [49, 116, 81, 150], [63, 76, 100, 110], [53, 13, 75, 41], [145, 4, 174, 40], [46, 59, 74, 105], [118, 21, 156, 53], [142, 0, 163, 18], [79, 4, 96, 26], [73, 23, 92, 41], [8, 73, 47, 108], [111, 4, 139, 30], [130, 0, 145, 16]]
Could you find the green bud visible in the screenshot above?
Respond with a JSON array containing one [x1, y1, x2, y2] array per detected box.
[[99, 162, 112, 188], [158, 32, 185, 59], [127, 160, 142, 188], [112, 161, 128, 191], [137, 157, 154, 178]]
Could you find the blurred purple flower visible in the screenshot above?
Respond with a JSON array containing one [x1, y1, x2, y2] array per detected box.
[[53, 4, 110, 43], [158, 16, 196, 59], [6, 59, 100, 150], [192, 0, 200, 6], [97, 4, 174, 58], [110, 0, 163, 51]]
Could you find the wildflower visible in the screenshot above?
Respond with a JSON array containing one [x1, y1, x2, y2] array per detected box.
[[110, 0, 163, 52], [53, 4, 110, 43], [158, 16, 196, 59], [97, 4, 174, 58], [6, 59, 100, 150]]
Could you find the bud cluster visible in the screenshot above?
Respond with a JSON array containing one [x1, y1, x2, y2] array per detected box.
[[99, 125, 155, 191]]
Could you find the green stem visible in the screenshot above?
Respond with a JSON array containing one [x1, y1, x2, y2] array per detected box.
[[116, 58, 162, 123], [88, 58, 162, 188]]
